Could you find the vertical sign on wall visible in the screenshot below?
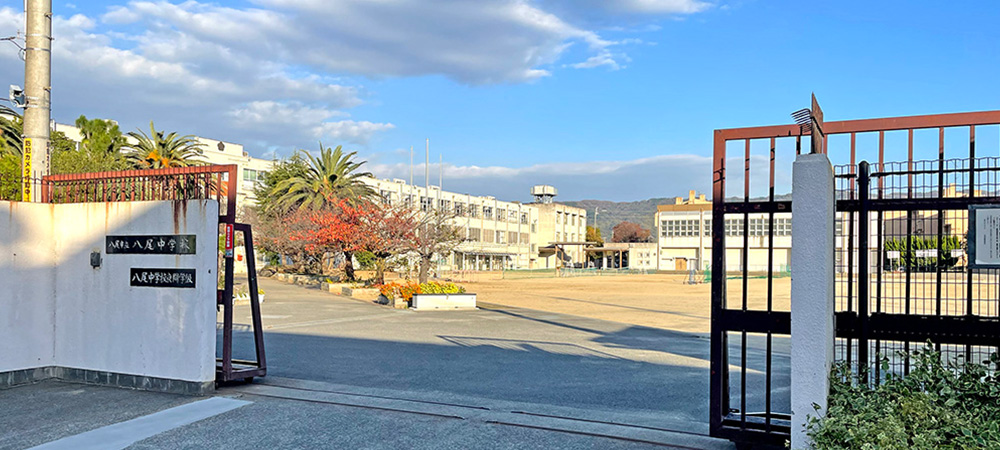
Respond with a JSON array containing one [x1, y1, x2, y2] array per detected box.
[[224, 223, 234, 258], [21, 138, 32, 202], [969, 205, 1000, 268]]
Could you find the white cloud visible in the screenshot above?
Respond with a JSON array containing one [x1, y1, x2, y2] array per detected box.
[[570, 52, 621, 70], [537, 0, 710, 27], [0, 0, 712, 159], [227, 101, 393, 145], [0, 6, 374, 154], [611, 0, 712, 14], [313, 121, 396, 145], [99, 0, 687, 84]]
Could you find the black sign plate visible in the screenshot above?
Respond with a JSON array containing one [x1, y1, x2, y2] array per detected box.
[[107, 235, 196, 255], [130, 268, 196, 288]]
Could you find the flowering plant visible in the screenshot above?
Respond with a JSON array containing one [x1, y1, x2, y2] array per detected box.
[[377, 281, 465, 302]]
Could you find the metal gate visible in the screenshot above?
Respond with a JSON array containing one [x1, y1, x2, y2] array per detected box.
[[710, 107, 1000, 447], [835, 156, 1000, 382]]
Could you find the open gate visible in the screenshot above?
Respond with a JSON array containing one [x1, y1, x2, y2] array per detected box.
[[711, 107, 1000, 447], [41, 165, 266, 383]]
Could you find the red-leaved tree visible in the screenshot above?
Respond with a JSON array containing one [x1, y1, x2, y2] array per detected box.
[[249, 207, 328, 274], [295, 199, 416, 284], [340, 202, 416, 285], [611, 221, 651, 243]]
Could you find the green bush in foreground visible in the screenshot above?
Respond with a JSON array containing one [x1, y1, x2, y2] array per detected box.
[[806, 346, 1000, 449]]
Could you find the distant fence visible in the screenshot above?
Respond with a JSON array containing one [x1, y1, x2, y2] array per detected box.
[[497, 267, 653, 280], [500, 269, 557, 280], [703, 265, 792, 283], [558, 268, 650, 277], [443, 270, 504, 283]]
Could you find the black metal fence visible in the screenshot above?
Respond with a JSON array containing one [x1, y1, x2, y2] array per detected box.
[[834, 157, 1000, 382], [710, 109, 1000, 448]]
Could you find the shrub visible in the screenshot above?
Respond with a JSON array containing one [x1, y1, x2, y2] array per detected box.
[[883, 236, 962, 272], [806, 345, 1000, 449], [355, 250, 376, 270], [377, 281, 465, 302]]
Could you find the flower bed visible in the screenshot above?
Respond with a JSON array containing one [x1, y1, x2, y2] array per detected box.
[[377, 281, 466, 308]]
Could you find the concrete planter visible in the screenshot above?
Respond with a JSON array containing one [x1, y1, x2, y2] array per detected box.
[[324, 282, 351, 293], [233, 293, 265, 304], [272, 273, 324, 288], [411, 293, 476, 310], [342, 287, 380, 301], [376, 294, 409, 309]]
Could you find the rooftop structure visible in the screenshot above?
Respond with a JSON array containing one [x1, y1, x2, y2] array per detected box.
[[531, 185, 558, 204]]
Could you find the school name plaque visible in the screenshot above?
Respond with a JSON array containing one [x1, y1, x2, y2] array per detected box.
[[130, 268, 196, 288], [106, 235, 196, 255]]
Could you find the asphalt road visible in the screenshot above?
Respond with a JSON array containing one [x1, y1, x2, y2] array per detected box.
[[224, 278, 790, 434], [2, 277, 784, 449]]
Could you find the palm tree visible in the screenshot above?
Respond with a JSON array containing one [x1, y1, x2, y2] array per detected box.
[[0, 106, 23, 157], [125, 121, 205, 169], [76, 115, 126, 156], [270, 143, 376, 212]]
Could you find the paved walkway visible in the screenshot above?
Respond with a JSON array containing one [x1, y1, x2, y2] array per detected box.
[[3, 278, 788, 448], [2, 380, 728, 449]]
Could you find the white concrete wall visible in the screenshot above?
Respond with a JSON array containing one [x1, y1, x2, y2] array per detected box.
[[790, 153, 835, 448], [0, 200, 219, 384], [0, 202, 57, 372]]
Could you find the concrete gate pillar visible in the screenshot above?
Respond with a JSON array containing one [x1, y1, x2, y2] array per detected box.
[[790, 152, 836, 448]]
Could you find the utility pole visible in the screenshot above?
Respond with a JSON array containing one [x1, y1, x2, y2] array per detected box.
[[409, 145, 413, 186], [22, 0, 52, 202], [424, 138, 429, 190]]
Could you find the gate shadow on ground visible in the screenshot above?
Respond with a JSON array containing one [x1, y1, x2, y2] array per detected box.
[[224, 322, 790, 428]]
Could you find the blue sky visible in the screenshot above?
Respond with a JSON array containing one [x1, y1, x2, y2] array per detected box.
[[1, 1, 998, 201]]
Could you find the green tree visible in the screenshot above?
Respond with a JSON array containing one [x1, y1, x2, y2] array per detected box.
[[0, 105, 23, 157], [585, 226, 604, 266], [268, 143, 375, 213], [51, 116, 128, 174], [51, 120, 124, 174], [253, 154, 310, 216], [125, 121, 205, 169], [77, 115, 126, 154], [586, 226, 604, 246], [0, 152, 20, 200]]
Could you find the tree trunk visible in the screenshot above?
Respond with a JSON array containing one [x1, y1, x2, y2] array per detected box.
[[374, 257, 387, 285], [418, 255, 431, 284], [343, 250, 356, 281]]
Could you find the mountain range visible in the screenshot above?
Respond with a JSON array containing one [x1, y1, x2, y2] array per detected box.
[[559, 197, 678, 236]]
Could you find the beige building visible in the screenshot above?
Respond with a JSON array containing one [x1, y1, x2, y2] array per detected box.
[[531, 208, 588, 267], [587, 242, 657, 270], [655, 191, 793, 272], [192, 137, 273, 206], [360, 179, 587, 270]]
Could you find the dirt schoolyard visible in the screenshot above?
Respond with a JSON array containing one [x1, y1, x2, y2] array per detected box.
[[464, 273, 791, 334]]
